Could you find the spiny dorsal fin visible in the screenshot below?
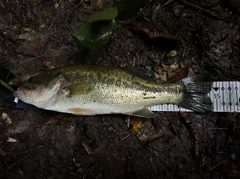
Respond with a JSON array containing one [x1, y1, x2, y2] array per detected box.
[[123, 67, 154, 81]]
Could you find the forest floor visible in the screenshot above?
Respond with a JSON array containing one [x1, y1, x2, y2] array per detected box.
[[0, 0, 240, 178]]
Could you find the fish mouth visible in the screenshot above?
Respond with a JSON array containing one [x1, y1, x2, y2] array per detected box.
[[13, 86, 38, 103], [13, 90, 28, 103], [13, 88, 52, 108], [13, 89, 23, 98]]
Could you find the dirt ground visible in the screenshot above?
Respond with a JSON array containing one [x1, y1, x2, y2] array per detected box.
[[1, 0, 240, 178]]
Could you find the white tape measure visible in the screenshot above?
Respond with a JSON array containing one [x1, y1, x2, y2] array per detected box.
[[148, 81, 240, 112]]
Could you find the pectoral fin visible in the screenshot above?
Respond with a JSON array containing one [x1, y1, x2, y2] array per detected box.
[[127, 107, 156, 118], [63, 82, 92, 97]]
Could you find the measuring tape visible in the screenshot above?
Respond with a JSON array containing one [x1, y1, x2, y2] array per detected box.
[[148, 81, 240, 112]]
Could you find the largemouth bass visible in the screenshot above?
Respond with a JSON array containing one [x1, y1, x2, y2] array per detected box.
[[13, 64, 213, 118]]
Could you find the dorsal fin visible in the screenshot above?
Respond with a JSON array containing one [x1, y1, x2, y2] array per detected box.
[[123, 67, 154, 81]]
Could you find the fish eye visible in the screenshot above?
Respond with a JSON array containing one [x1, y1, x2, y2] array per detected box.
[[28, 77, 33, 82]]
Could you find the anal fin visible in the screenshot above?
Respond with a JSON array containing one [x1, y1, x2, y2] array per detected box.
[[127, 107, 156, 118]]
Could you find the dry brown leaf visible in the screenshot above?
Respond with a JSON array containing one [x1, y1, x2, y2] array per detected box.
[[30, 37, 44, 49], [168, 63, 190, 82], [130, 116, 142, 134], [154, 63, 193, 82], [130, 22, 184, 43]]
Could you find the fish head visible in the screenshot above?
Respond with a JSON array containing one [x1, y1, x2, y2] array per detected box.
[[14, 72, 66, 108]]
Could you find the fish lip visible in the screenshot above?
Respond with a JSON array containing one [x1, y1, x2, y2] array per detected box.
[[13, 89, 29, 104], [13, 88, 35, 103], [13, 89, 23, 98]]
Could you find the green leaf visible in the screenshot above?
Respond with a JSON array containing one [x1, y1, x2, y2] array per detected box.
[[73, 19, 117, 49], [114, 0, 144, 20], [88, 7, 118, 22]]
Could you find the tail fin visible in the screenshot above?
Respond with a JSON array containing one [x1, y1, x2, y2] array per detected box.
[[179, 74, 213, 113]]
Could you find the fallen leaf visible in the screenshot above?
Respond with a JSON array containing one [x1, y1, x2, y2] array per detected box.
[[136, 120, 165, 141], [154, 65, 168, 82], [30, 37, 44, 49], [7, 137, 17, 142], [130, 22, 184, 44], [73, 20, 117, 49], [73, 6, 118, 49], [88, 7, 118, 22], [154, 63, 193, 82], [130, 116, 142, 134], [2, 112, 12, 124], [95, 0, 105, 10], [2, 112, 8, 120], [168, 63, 190, 82]]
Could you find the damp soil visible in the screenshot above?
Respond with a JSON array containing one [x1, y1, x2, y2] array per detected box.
[[1, 0, 240, 178]]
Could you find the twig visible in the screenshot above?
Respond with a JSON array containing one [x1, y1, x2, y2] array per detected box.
[[210, 160, 224, 171], [204, 128, 228, 131], [121, 132, 131, 141], [204, 50, 240, 79], [7, 54, 49, 81], [163, 0, 174, 7], [56, 2, 83, 34], [8, 152, 33, 169], [177, 0, 240, 25], [0, 79, 14, 92]]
